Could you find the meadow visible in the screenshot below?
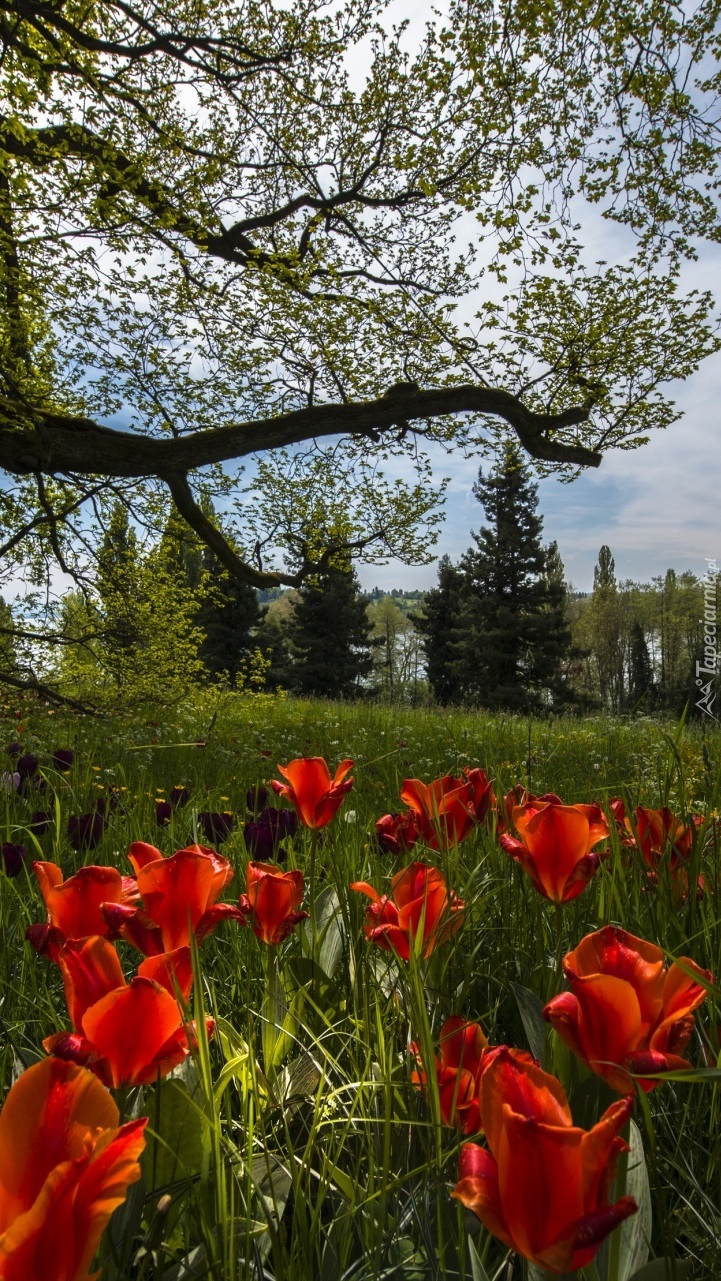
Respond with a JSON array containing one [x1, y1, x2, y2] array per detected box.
[[1, 690, 720, 1281]]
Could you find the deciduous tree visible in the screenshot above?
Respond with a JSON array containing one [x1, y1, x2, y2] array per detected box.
[[2, 0, 721, 697]]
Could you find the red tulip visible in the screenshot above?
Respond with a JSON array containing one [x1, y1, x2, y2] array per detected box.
[[411, 1016, 489, 1134], [0, 1057, 146, 1281], [350, 861, 465, 961], [101, 842, 245, 955], [26, 860, 139, 958], [399, 776, 476, 851], [238, 861, 309, 945], [462, 767, 496, 823], [544, 926, 712, 1093], [452, 1046, 637, 1274], [271, 757, 354, 828], [492, 787, 558, 834], [375, 811, 420, 855], [500, 796, 610, 904], [632, 805, 706, 898], [44, 935, 211, 1089]]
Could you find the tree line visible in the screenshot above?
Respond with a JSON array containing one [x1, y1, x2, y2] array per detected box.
[[2, 446, 716, 716]]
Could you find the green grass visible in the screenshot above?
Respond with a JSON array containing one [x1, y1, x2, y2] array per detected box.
[[1, 690, 720, 1280]]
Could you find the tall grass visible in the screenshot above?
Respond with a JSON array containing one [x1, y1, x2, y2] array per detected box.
[[1, 691, 720, 1279]]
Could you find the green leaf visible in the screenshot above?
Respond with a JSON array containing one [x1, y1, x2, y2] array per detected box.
[[618, 1120, 652, 1281], [467, 1236, 491, 1281], [144, 1079, 211, 1195], [512, 982, 547, 1067]]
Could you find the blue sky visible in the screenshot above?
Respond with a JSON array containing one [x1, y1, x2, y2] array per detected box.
[[357, 344, 721, 595]]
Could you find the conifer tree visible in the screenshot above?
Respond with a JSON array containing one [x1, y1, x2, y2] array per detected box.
[[414, 557, 467, 705], [290, 567, 378, 699], [448, 444, 572, 710], [196, 548, 260, 685]]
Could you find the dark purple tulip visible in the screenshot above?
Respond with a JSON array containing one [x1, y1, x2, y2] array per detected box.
[[243, 807, 298, 859], [52, 748, 75, 772], [1, 842, 27, 877], [67, 811, 105, 851], [198, 810, 236, 844], [17, 753, 38, 779], [29, 811, 52, 836], [5, 742, 22, 759], [246, 783, 269, 814], [156, 800, 173, 827], [170, 786, 191, 808]]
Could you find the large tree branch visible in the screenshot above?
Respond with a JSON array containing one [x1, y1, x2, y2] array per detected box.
[[166, 473, 297, 588], [0, 667, 101, 713], [0, 383, 599, 480]]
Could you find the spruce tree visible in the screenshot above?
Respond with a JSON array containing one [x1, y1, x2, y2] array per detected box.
[[290, 567, 378, 699], [196, 547, 260, 685], [414, 556, 466, 704], [452, 444, 572, 710]]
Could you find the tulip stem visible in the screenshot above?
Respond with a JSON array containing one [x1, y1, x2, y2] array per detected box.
[[309, 828, 318, 954]]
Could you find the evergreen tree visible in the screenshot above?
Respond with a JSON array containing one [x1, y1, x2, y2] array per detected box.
[[196, 547, 260, 685], [290, 567, 378, 699], [451, 444, 572, 710], [628, 620, 655, 711], [414, 556, 467, 705], [159, 501, 260, 685]]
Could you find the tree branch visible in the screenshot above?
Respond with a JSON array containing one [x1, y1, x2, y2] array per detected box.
[[0, 384, 599, 481], [0, 667, 101, 714]]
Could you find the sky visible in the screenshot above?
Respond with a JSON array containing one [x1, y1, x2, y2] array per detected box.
[[351, 0, 721, 597], [356, 340, 721, 595]]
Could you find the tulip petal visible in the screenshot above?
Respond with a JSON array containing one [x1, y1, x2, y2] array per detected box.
[[58, 937, 127, 1031], [127, 841, 164, 874], [80, 977, 191, 1088], [452, 1147, 514, 1251], [138, 947, 194, 1001], [543, 991, 585, 1062], [572, 973, 644, 1087]]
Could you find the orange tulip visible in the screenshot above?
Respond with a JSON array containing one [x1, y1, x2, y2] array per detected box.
[[0, 1056, 146, 1280], [500, 796, 610, 904], [101, 842, 245, 955], [399, 776, 476, 851], [350, 861, 465, 961], [238, 861, 309, 944], [544, 926, 712, 1093], [411, 1016, 489, 1134], [44, 936, 211, 1089], [271, 757, 354, 828], [452, 1046, 637, 1274], [25, 861, 138, 958]]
